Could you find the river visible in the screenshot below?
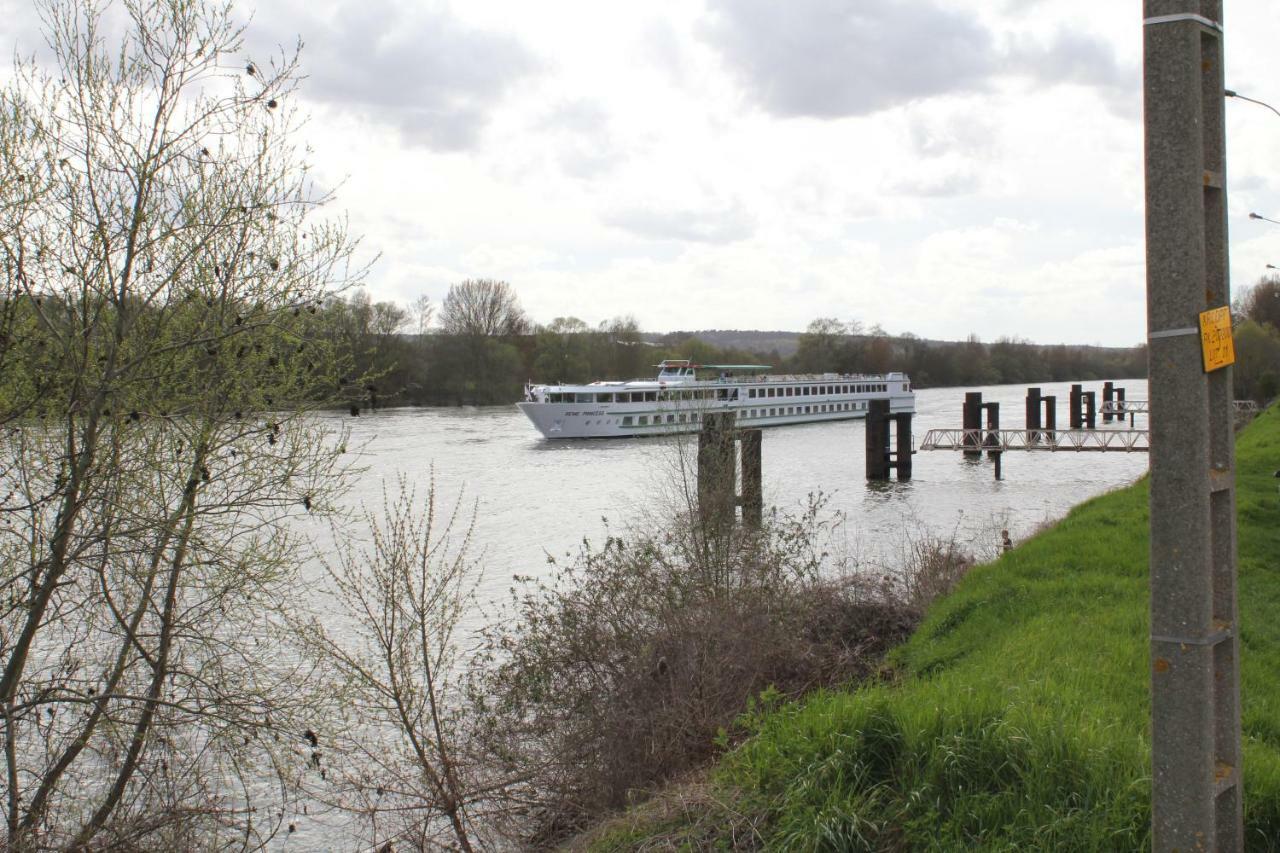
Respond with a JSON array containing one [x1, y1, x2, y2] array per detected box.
[[284, 378, 1149, 848], [302, 379, 1150, 612]]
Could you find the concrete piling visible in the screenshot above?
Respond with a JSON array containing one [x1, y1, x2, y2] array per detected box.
[[1143, 1, 1242, 847]]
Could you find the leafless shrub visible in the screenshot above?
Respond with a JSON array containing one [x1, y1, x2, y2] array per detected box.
[[466, 497, 918, 847], [299, 474, 513, 852], [894, 529, 976, 612]]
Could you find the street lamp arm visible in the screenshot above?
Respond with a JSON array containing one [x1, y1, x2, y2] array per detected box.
[[1225, 88, 1280, 120]]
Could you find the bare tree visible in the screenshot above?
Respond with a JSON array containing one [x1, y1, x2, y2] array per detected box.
[[439, 279, 530, 337], [410, 294, 435, 335], [0, 0, 364, 847], [303, 476, 508, 851]]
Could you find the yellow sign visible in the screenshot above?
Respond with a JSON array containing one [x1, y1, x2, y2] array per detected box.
[[1199, 306, 1235, 372]]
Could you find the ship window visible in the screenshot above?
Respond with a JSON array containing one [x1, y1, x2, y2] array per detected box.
[[596, 393, 613, 403], [645, 391, 657, 402], [748, 389, 756, 398], [766, 388, 774, 398], [639, 415, 649, 425], [667, 414, 675, 423], [623, 416, 634, 426]]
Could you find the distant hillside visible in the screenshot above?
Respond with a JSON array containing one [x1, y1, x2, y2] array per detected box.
[[653, 330, 1141, 361], [654, 330, 803, 358]]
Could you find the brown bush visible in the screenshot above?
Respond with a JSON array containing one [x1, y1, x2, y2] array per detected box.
[[466, 500, 919, 847]]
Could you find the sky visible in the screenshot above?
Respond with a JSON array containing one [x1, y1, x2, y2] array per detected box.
[[6, 0, 1280, 346]]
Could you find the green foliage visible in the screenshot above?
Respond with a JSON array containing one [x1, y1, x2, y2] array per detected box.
[[602, 407, 1280, 851], [1235, 318, 1280, 404]]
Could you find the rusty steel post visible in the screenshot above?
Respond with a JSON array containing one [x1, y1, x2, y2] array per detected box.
[[739, 428, 763, 527], [866, 399, 891, 480], [963, 392, 983, 457], [698, 412, 737, 531], [894, 412, 913, 480], [1026, 387, 1043, 442]]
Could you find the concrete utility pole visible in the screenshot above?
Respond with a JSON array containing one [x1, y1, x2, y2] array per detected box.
[[1142, 2, 1242, 850]]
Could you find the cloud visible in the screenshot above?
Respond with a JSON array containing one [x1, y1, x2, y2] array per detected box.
[[906, 106, 999, 158], [701, 0, 998, 118], [527, 99, 627, 179], [888, 166, 981, 198], [603, 199, 756, 244], [1008, 29, 1137, 102], [701, 0, 1132, 119], [249, 0, 539, 151]]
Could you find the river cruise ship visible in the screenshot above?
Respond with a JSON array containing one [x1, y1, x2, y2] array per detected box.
[[518, 360, 915, 439]]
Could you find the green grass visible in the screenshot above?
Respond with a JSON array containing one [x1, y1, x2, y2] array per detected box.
[[588, 407, 1280, 851]]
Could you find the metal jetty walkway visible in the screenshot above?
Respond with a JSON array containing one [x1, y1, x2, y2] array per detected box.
[[1100, 400, 1149, 415], [1099, 400, 1254, 416], [920, 428, 1150, 452]]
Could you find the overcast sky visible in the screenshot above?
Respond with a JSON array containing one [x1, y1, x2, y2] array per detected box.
[[8, 0, 1280, 346]]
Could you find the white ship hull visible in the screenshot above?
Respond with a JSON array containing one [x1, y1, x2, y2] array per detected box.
[[518, 364, 915, 439]]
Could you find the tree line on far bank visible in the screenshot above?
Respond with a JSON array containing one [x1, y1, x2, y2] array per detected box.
[[336, 278, 1151, 408]]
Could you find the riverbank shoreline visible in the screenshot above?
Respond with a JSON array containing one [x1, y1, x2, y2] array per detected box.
[[573, 404, 1280, 850]]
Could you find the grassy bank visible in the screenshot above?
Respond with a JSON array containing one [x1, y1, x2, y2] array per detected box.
[[588, 407, 1280, 851]]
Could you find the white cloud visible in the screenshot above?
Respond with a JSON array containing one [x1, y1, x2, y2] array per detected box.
[[249, 0, 540, 150], [3, 0, 1277, 347]]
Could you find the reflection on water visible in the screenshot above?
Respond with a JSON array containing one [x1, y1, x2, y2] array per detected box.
[[301, 379, 1150, 613]]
